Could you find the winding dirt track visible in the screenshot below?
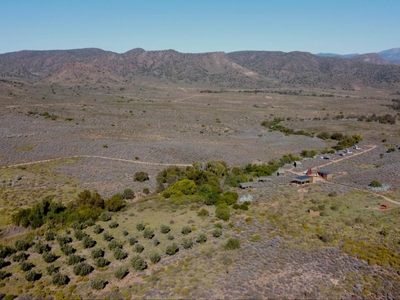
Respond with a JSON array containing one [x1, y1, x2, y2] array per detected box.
[[1, 155, 192, 169]]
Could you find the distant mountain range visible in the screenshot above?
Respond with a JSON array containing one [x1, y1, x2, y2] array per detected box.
[[316, 48, 400, 65], [1, 47, 400, 89]]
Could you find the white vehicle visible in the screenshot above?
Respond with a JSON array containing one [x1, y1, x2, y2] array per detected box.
[[343, 149, 352, 154], [353, 145, 361, 150]]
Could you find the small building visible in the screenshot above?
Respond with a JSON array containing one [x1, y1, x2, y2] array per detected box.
[[239, 182, 253, 189], [317, 171, 333, 180], [258, 176, 270, 182], [291, 175, 313, 185], [277, 168, 285, 176]]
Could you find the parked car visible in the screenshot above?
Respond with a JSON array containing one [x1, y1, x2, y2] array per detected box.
[[353, 145, 361, 150]]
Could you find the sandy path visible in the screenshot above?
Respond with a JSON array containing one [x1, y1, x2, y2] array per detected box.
[[1, 155, 192, 169]]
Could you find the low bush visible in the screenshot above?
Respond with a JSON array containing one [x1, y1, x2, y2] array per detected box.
[[109, 221, 119, 228], [15, 240, 32, 251], [46, 264, 59, 275], [0, 245, 15, 259], [103, 232, 114, 241], [108, 240, 122, 250], [196, 233, 207, 244], [134, 244, 144, 253], [212, 228, 222, 238], [143, 227, 154, 239], [66, 254, 84, 265], [20, 261, 35, 271], [160, 224, 170, 234], [166, 243, 179, 255], [91, 248, 104, 259], [224, 238, 241, 250], [134, 171, 149, 182], [94, 257, 110, 268], [115, 267, 129, 279], [57, 235, 72, 246], [153, 238, 160, 246], [45, 231, 56, 241], [182, 238, 193, 249], [71, 221, 85, 230], [113, 248, 128, 260], [12, 252, 29, 262], [167, 234, 174, 240], [25, 270, 41, 282], [73, 262, 93, 276], [85, 218, 95, 227], [105, 193, 126, 212], [33, 241, 51, 254], [129, 237, 138, 245], [197, 208, 209, 217], [60, 244, 75, 256], [99, 211, 112, 222], [369, 180, 382, 187], [181, 226, 192, 235], [136, 222, 145, 231], [122, 230, 129, 236], [123, 188, 135, 200], [42, 252, 58, 263], [0, 270, 11, 280], [0, 258, 10, 269], [52, 272, 69, 286], [131, 255, 147, 271], [216, 204, 230, 221], [90, 278, 107, 290], [149, 252, 161, 264], [74, 229, 87, 241], [82, 236, 96, 248]]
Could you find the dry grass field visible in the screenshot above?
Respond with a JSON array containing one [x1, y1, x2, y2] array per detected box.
[[0, 78, 400, 299]]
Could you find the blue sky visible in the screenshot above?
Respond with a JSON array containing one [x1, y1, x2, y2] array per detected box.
[[1, 0, 399, 55]]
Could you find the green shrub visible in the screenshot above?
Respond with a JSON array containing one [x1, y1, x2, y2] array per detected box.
[[0, 270, 11, 280], [94, 257, 110, 268], [60, 244, 75, 256], [108, 240, 122, 250], [66, 254, 84, 265], [73, 262, 93, 276], [93, 225, 104, 234], [224, 238, 240, 250], [57, 235, 72, 246], [134, 171, 149, 182], [153, 238, 160, 246], [143, 227, 154, 239], [370, 180, 382, 187], [45, 231, 56, 241], [99, 211, 112, 222], [123, 188, 135, 200], [42, 252, 58, 263], [103, 232, 114, 241], [166, 243, 179, 255], [91, 278, 107, 290], [85, 218, 95, 227], [317, 131, 331, 140], [0, 258, 10, 269], [15, 240, 31, 251], [82, 236, 96, 248], [115, 267, 129, 279], [129, 237, 138, 245], [105, 193, 127, 212], [167, 234, 174, 240], [71, 221, 85, 230], [0, 245, 15, 259], [109, 221, 119, 228], [182, 238, 193, 249], [134, 244, 144, 253], [197, 208, 209, 217], [131, 255, 147, 271], [149, 252, 161, 264], [52, 273, 69, 286], [12, 252, 28, 262], [216, 204, 230, 221], [239, 203, 249, 211], [143, 188, 150, 195], [46, 264, 59, 275], [181, 226, 192, 235], [160, 225, 170, 234], [113, 248, 128, 260], [25, 270, 41, 282], [20, 261, 35, 271], [136, 222, 145, 231], [91, 248, 105, 259], [33, 241, 51, 254], [122, 230, 129, 236], [196, 233, 207, 244], [74, 229, 87, 241]]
